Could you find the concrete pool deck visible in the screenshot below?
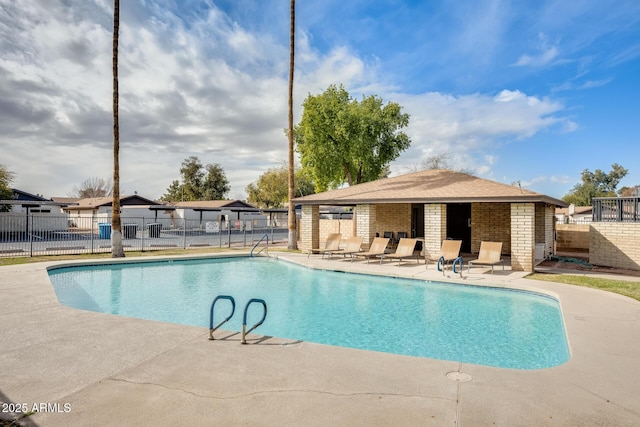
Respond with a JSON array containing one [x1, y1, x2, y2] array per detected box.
[[1, 251, 639, 426]]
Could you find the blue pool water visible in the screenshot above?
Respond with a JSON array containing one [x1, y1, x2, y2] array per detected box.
[[48, 257, 570, 369]]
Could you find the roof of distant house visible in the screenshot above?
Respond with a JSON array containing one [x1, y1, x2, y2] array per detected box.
[[170, 200, 256, 210], [51, 197, 81, 205], [556, 206, 593, 215], [63, 195, 162, 211], [10, 188, 51, 202]]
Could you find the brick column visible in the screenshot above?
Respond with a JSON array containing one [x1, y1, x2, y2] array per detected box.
[[424, 204, 446, 258], [511, 203, 535, 272], [300, 205, 319, 251], [355, 204, 377, 249]]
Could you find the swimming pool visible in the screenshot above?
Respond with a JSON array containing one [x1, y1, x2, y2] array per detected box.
[[48, 256, 570, 369]]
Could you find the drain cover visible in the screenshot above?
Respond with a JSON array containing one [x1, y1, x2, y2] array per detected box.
[[446, 371, 472, 382]]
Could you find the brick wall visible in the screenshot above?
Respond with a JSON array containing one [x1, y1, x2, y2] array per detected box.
[[590, 222, 640, 270], [375, 203, 412, 240], [356, 204, 377, 249], [556, 224, 590, 252], [511, 203, 535, 271], [319, 219, 354, 240], [471, 203, 511, 254], [423, 204, 446, 258], [298, 219, 354, 245], [299, 205, 319, 251], [535, 204, 546, 243]]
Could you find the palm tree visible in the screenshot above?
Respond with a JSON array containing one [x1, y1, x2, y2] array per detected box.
[[287, 0, 297, 250], [111, 0, 124, 257]]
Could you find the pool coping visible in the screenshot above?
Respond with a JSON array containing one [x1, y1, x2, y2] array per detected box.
[[1, 251, 640, 426]]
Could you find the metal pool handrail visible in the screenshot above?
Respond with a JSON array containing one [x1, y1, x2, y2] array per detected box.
[[242, 298, 268, 344], [250, 233, 269, 257], [437, 256, 464, 278], [209, 295, 236, 340], [452, 257, 464, 277]]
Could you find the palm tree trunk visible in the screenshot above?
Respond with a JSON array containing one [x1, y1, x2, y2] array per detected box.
[[111, 0, 124, 257], [287, 0, 297, 250]]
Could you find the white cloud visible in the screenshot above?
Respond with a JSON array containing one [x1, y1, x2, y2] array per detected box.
[[389, 89, 574, 175], [520, 175, 572, 189], [1, 0, 577, 201], [514, 33, 559, 67]]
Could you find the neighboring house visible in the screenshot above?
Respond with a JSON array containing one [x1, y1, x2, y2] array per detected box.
[[62, 195, 166, 230], [555, 205, 592, 224], [170, 200, 266, 229], [63, 195, 162, 216], [51, 197, 81, 214], [0, 189, 69, 233], [2, 189, 54, 214], [293, 169, 568, 273]]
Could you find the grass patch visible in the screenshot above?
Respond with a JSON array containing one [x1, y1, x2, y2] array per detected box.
[[0, 246, 298, 267], [527, 273, 640, 302], [0, 247, 254, 267]]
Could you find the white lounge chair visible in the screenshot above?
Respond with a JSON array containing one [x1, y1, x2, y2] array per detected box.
[[468, 241, 504, 274], [425, 239, 462, 271], [307, 233, 341, 258], [378, 238, 419, 266], [352, 237, 389, 263], [326, 236, 364, 261]]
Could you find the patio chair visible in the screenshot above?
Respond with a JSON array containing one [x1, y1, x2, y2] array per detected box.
[[307, 233, 342, 258], [352, 237, 390, 263], [468, 241, 504, 274], [377, 238, 419, 266], [326, 236, 364, 261], [425, 239, 462, 272]]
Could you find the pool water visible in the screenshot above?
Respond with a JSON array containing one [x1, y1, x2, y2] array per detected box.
[[48, 257, 570, 369]]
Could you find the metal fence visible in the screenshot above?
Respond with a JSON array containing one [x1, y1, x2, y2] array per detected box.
[[0, 214, 288, 258], [592, 197, 640, 222]]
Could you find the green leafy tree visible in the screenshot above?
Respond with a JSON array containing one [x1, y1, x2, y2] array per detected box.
[[294, 84, 410, 192], [201, 163, 231, 200], [161, 156, 230, 201], [563, 163, 629, 206], [163, 180, 182, 201], [618, 185, 640, 197], [0, 165, 15, 212], [246, 166, 314, 208]]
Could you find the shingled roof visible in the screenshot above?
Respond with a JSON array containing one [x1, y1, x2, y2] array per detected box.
[[292, 169, 568, 207], [171, 200, 255, 209]]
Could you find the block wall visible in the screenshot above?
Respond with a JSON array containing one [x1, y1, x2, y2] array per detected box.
[[556, 224, 590, 252], [471, 203, 511, 254], [374, 203, 412, 239], [319, 219, 354, 240], [511, 203, 535, 272], [355, 204, 377, 249], [535, 203, 546, 244], [590, 222, 640, 271], [423, 204, 446, 258], [299, 205, 319, 251]]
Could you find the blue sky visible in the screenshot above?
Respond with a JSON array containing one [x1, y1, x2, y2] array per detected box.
[[1, 0, 638, 200]]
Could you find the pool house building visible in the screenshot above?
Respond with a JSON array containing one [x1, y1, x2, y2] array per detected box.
[[293, 169, 568, 272]]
